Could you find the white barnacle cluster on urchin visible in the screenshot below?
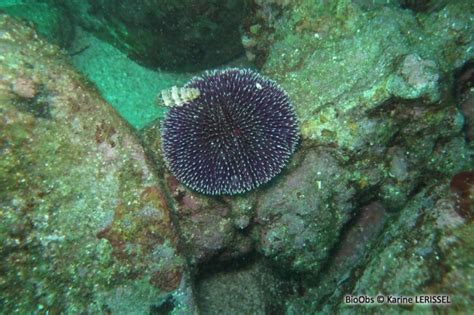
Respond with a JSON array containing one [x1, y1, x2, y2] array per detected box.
[[160, 86, 200, 107]]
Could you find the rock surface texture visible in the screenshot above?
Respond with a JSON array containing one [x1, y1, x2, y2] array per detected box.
[[0, 15, 191, 314]]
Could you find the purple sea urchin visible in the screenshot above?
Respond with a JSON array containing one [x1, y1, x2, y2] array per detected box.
[[160, 68, 299, 195]]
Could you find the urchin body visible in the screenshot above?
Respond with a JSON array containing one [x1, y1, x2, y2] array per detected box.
[[160, 68, 299, 195]]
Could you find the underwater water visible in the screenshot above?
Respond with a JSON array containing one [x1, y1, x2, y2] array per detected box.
[[0, 0, 473, 314]]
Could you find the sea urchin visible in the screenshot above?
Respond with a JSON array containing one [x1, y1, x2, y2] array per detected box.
[[160, 68, 299, 195]]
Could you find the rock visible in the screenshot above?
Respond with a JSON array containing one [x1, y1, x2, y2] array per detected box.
[[255, 148, 355, 274], [58, 0, 250, 71], [195, 258, 286, 314], [288, 201, 387, 311], [140, 123, 256, 265], [449, 171, 474, 221], [456, 61, 474, 141], [242, 0, 473, 312], [387, 54, 441, 103], [0, 15, 191, 314], [0, 1, 74, 48], [258, 1, 472, 148], [286, 183, 473, 314], [339, 184, 473, 313]]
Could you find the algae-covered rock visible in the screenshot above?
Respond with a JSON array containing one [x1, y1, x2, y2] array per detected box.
[[341, 183, 473, 313], [195, 258, 286, 314], [246, 0, 472, 272], [244, 0, 473, 313], [260, 2, 472, 146], [286, 182, 474, 314], [0, 15, 190, 314], [386, 53, 441, 103], [141, 123, 256, 265], [255, 148, 355, 274]]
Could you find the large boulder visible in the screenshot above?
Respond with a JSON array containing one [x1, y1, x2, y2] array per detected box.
[[0, 15, 191, 314]]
